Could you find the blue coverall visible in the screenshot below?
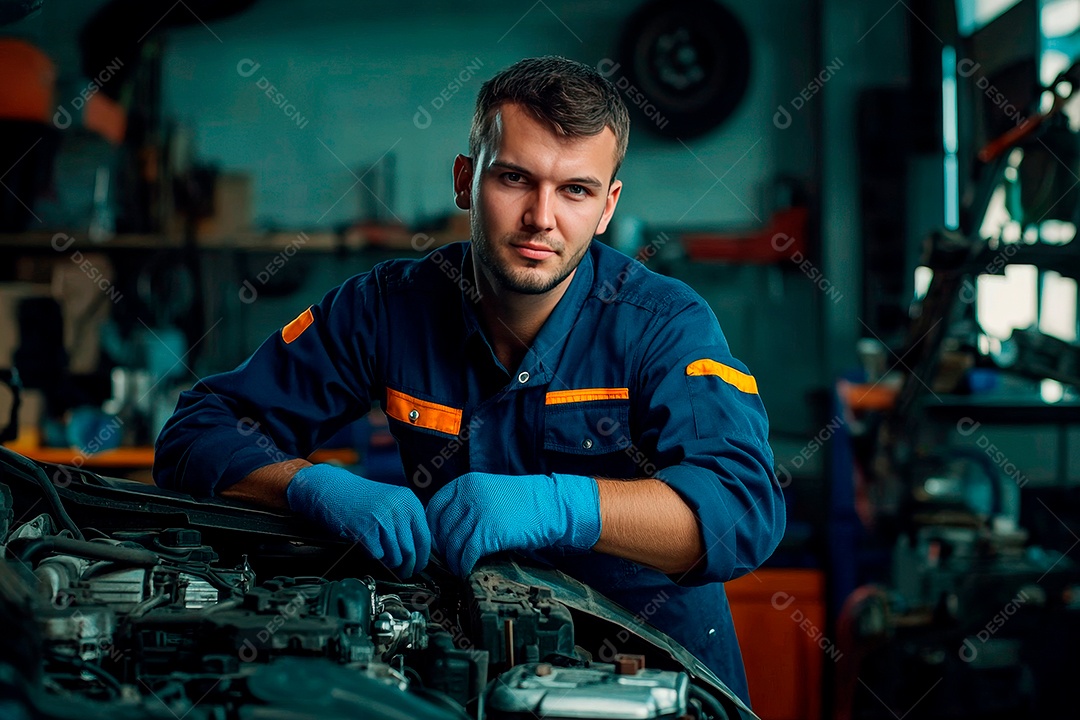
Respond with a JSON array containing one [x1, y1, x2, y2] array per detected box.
[[154, 239, 787, 705]]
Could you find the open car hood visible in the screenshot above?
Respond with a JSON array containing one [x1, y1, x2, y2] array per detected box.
[[0, 446, 758, 720]]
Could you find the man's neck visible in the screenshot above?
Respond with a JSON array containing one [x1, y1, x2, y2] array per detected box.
[[474, 266, 575, 374]]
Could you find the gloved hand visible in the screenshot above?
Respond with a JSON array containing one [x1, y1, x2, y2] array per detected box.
[[426, 471, 601, 577], [286, 464, 431, 578]]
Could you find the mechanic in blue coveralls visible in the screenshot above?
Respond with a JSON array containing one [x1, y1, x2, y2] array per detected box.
[[153, 56, 785, 705]]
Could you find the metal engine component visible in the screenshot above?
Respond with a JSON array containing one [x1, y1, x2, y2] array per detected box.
[[468, 572, 575, 668], [132, 576, 380, 675], [486, 662, 690, 720], [38, 603, 117, 664], [33, 554, 90, 604], [374, 592, 428, 655], [84, 566, 151, 609], [179, 575, 219, 608]]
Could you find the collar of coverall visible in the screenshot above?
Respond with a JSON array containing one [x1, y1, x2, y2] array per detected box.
[[458, 240, 596, 387]]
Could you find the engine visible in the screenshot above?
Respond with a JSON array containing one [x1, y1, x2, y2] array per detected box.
[[0, 453, 753, 720]]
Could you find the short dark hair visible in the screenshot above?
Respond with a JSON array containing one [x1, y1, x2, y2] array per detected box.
[[469, 56, 630, 183]]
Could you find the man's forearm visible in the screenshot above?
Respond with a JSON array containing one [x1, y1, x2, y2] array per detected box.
[[219, 458, 312, 510], [592, 478, 705, 575]]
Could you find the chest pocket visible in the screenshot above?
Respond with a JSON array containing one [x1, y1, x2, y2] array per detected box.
[[542, 388, 642, 479], [383, 387, 468, 500]]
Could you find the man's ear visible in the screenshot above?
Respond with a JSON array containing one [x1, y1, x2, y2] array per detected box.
[[594, 179, 623, 236], [453, 154, 473, 210]]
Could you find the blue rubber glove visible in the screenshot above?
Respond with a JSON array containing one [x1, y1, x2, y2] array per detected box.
[[426, 471, 601, 577], [286, 464, 431, 578]]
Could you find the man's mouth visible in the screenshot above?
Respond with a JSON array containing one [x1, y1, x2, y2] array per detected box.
[[510, 241, 557, 261]]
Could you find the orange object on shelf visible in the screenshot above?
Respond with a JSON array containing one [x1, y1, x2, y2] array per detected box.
[[0, 39, 56, 123], [727, 568, 826, 720], [836, 379, 898, 412], [3, 445, 359, 470], [11, 446, 156, 468]]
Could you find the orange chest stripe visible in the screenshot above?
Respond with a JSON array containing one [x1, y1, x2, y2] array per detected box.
[[545, 387, 630, 405], [385, 388, 463, 435]]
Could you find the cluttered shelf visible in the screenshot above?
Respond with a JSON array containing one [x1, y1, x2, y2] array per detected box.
[[837, 379, 1080, 420], [0, 233, 181, 250]]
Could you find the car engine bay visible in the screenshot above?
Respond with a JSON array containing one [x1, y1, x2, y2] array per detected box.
[[0, 446, 757, 720]]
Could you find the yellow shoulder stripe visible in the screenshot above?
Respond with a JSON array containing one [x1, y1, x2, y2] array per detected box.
[[545, 387, 630, 405], [282, 307, 314, 344], [686, 359, 758, 394]]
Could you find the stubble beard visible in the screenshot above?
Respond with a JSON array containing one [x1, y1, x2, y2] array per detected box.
[[472, 225, 590, 296]]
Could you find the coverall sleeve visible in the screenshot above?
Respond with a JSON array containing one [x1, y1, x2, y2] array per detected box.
[[152, 272, 382, 496], [634, 296, 785, 586]]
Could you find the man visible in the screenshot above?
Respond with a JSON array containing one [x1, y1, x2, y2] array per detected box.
[[154, 56, 785, 706]]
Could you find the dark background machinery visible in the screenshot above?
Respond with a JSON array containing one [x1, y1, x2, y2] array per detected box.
[[830, 2, 1080, 717]]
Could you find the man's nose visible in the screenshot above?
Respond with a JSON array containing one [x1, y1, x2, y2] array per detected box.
[[523, 187, 556, 232]]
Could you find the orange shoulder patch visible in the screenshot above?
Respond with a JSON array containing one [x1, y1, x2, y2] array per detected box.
[[686, 359, 758, 394], [282, 307, 314, 344]]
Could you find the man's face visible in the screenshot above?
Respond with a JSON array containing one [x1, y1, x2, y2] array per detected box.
[[454, 103, 622, 296]]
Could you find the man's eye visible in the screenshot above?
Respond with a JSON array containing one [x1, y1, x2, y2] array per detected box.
[[565, 185, 588, 196], [503, 172, 523, 183]]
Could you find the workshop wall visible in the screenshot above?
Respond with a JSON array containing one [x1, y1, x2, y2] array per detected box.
[[160, 0, 815, 229], [157, 0, 828, 443]]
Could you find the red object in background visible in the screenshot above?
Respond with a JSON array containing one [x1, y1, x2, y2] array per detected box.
[[727, 568, 825, 720], [682, 206, 808, 263], [0, 39, 56, 123]]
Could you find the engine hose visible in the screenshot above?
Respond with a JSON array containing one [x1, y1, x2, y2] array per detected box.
[[689, 684, 728, 720], [45, 652, 123, 697], [128, 590, 169, 619], [0, 447, 83, 540], [9, 536, 159, 568], [172, 563, 245, 598]]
